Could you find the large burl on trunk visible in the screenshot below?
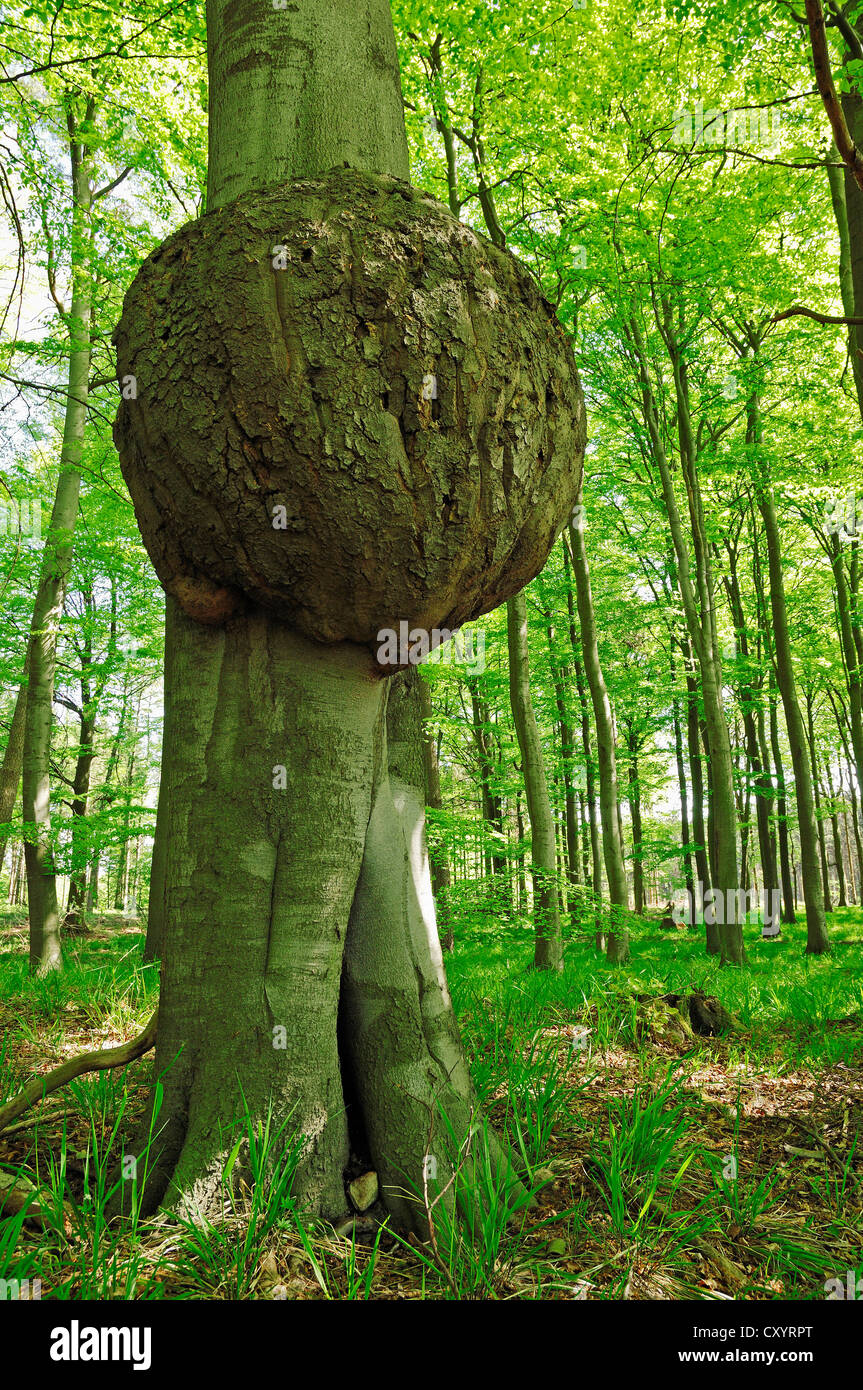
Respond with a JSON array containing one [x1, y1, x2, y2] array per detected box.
[[114, 168, 582, 642], [113, 15, 585, 1233]]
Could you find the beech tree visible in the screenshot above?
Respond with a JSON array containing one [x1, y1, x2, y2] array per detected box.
[[22, 94, 94, 975], [507, 589, 563, 970], [568, 504, 631, 960], [113, 0, 584, 1225]]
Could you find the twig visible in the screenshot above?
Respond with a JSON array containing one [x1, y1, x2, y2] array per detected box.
[[0, 1102, 68, 1137], [791, 1118, 861, 1189]]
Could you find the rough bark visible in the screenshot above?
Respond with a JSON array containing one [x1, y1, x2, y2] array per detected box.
[[114, 170, 584, 645]]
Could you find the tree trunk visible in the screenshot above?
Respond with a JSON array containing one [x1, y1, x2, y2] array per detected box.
[[113, 734, 137, 912], [627, 313, 739, 960], [625, 727, 645, 914], [515, 792, 527, 911], [826, 138, 863, 418], [343, 667, 518, 1230], [0, 658, 29, 877], [145, 604, 174, 961], [684, 655, 713, 938], [830, 685, 863, 900], [563, 541, 602, 924], [671, 663, 695, 899], [506, 591, 563, 971], [417, 671, 453, 951], [769, 680, 796, 923], [23, 112, 93, 974], [66, 592, 98, 929], [805, 689, 833, 913], [843, 759, 863, 902], [841, 776, 857, 904], [467, 681, 508, 893], [543, 606, 580, 917], [9, 842, 25, 906], [86, 851, 99, 912], [830, 534, 863, 797], [65, 707, 96, 927], [567, 505, 630, 961], [722, 553, 779, 912], [128, 0, 538, 1227], [824, 755, 847, 907], [758, 485, 830, 952]]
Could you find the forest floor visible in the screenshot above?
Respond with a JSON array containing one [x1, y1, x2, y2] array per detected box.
[[0, 904, 861, 1300]]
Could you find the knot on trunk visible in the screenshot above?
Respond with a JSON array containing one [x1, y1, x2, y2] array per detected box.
[[113, 167, 585, 646]]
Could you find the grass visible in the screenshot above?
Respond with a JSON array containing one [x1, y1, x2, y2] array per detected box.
[[0, 902, 861, 1300]]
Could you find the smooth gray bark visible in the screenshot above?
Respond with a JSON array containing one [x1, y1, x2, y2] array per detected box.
[[24, 112, 93, 973], [507, 591, 563, 971], [758, 484, 830, 953], [0, 659, 28, 878], [568, 507, 630, 961]]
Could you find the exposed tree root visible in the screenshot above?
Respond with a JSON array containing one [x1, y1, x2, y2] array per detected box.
[[0, 1008, 158, 1137]]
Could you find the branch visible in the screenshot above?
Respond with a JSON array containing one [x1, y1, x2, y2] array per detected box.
[[41, 210, 67, 321], [0, 0, 193, 85], [54, 693, 83, 717], [91, 166, 132, 202], [826, 1, 863, 61], [772, 303, 863, 324], [805, 0, 863, 191], [0, 1009, 158, 1136]]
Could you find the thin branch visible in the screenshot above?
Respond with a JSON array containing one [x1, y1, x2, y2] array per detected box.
[[826, 0, 863, 61], [0, 0, 193, 85], [91, 165, 132, 202]]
